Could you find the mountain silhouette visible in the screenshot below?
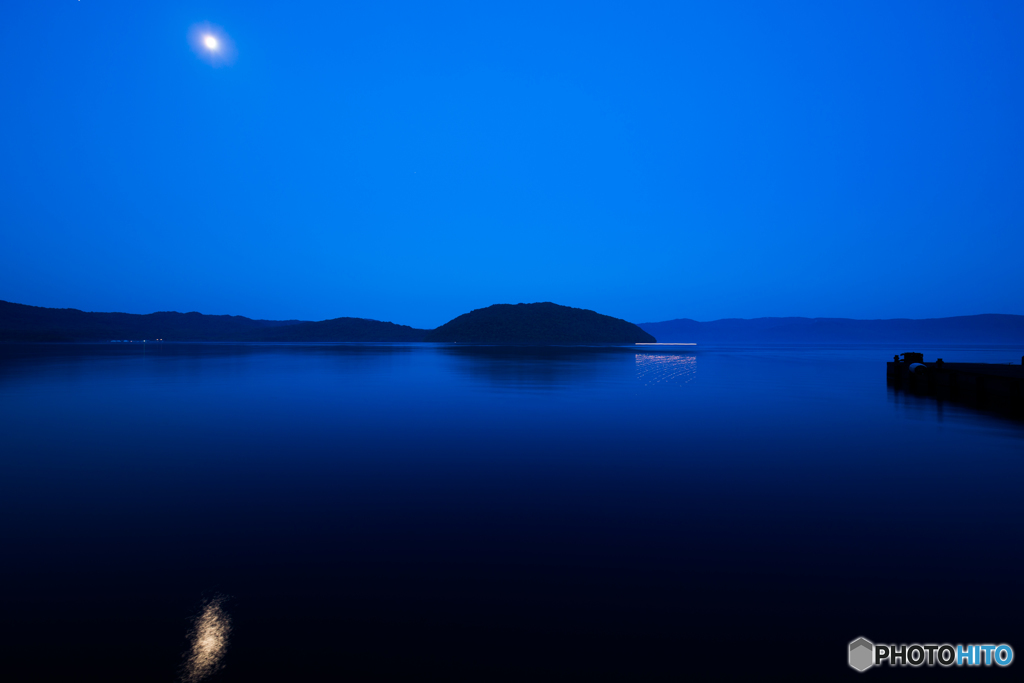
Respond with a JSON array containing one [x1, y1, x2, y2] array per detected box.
[[640, 314, 1024, 344], [238, 317, 427, 342], [9, 298, 1020, 345], [0, 300, 425, 342]]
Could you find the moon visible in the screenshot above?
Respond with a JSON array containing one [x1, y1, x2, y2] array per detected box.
[[189, 23, 235, 66]]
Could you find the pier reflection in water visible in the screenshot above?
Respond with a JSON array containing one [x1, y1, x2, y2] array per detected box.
[[635, 352, 696, 386]]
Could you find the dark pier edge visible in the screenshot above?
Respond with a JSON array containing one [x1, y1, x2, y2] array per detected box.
[[887, 355, 1024, 420]]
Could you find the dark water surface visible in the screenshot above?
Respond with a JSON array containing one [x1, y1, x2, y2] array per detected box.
[[1, 343, 1021, 680]]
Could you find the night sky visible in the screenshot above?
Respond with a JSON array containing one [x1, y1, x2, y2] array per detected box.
[[2, 1, 1022, 329]]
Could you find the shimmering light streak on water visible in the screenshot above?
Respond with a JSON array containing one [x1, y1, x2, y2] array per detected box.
[[183, 597, 231, 682]]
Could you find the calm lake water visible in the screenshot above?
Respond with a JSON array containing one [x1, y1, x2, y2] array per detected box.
[[1, 343, 1021, 680]]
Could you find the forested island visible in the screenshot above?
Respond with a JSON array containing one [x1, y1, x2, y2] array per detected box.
[[424, 303, 655, 344]]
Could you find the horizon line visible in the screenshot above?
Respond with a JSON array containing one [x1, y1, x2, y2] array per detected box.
[[3, 298, 1023, 329]]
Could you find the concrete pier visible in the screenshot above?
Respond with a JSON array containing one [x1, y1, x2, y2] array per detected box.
[[887, 355, 1024, 417]]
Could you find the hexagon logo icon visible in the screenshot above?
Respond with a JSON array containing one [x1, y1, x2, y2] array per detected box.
[[849, 637, 874, 672]]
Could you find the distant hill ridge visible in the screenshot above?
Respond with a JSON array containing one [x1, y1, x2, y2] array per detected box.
[[0, 300, 650, 344], [0, 300, 426, 342], [3, 299, 1022, 344], [640, 314, 1024, 344]]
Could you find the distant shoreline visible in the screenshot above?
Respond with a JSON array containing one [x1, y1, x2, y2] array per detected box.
[[2, 299, 1022, 345], [0, 300, 653, 344]]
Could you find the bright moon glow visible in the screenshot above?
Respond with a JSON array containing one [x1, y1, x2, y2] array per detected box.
[[188, 23, 236, 67]]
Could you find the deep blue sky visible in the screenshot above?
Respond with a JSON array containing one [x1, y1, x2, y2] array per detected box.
[[2, 1, 1022, 328]]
